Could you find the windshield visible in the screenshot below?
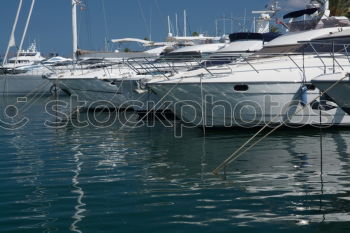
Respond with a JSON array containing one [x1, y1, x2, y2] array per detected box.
[[18, 53, 36, 56], [287, 17, 350, 32], [257, 38, 350, 55]]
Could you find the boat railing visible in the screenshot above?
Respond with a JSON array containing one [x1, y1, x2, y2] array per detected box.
[[124, 55, 240, 78], [305, 41, 350, 74], [48, 59, 127, 76], [212, 41, 350, 76]]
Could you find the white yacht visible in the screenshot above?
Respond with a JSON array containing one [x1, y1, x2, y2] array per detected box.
[[148, 1, 350, 127], [1, 42, 45, 71], [42, 56, 73, 66], [45, 41, 225, 110], [0, 42, 62, 96], [46, 4, 280, 112], [125, 32, 279, 113]]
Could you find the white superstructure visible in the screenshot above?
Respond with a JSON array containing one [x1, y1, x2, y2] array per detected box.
[[2, 42, 45, 69]]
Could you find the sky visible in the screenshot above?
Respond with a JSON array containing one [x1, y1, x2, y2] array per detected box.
[[0, 0, 308, 57]]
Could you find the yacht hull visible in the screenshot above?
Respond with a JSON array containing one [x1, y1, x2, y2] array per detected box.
[[52, 77, 161, 111], [312, 73, 350, 114], [150, 81, 350, 127], [0, 74, 52, 96], [107, 78, 162, 111], [53, 77, 126, 109]]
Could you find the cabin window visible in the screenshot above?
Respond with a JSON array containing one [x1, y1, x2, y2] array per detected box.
[[234, 84, 249, 92]]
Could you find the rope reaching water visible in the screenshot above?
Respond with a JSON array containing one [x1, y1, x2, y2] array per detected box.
[[213, 72, 350, 175], [200, 74, 206, 135]]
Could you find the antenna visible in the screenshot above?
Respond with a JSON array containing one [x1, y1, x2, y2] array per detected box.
[[251, 1, 281, 33]]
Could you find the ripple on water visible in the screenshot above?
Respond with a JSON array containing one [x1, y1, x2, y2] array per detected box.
[[1, 97, 350, 232]]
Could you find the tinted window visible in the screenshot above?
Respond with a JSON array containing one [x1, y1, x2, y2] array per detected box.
[[234, 85, 249, 92]]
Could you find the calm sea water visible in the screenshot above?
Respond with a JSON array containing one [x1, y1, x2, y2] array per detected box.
[[0, 96, 350, 233]]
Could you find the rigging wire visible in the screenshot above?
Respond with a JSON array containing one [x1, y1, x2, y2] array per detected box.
[[100, 0, 111, 51], [153, 0, 167, 38], [78, 0, 94, 51], [84, 0, 94, 50], [137, 0, 150, 39], [149, 5, 152, 41]]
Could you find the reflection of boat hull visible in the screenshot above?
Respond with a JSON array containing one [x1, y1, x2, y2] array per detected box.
[[0, 74, 53, 96]]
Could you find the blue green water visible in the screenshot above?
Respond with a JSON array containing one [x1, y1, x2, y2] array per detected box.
[[1, 96, 350, 233]]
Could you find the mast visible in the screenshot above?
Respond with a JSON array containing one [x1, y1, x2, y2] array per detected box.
[[2, 0, 23, 66], [223, 13, 226, 35], [15, 0, 35, 67], [175, 13, 179, 36], [230, 12, 233, 33], [183, 10, 187, 37], [167, 15, 172, 37], [72, 0, 78, 61]]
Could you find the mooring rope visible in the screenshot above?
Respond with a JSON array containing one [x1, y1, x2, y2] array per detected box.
[[200, 74, 206, 135], [213, 72, 350, 175]]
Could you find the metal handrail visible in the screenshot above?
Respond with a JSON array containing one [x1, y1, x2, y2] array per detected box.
[[42, 41, 350, 80], [308, 42, 327, 74]]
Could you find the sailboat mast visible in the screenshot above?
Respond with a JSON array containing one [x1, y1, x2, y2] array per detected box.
[[72, 0, 78, 61], [2, 0, 23, 66], [167, 15, 172, 37], [15, 0, 35, 67], [184, 10, 187, 37], [175, 13, 179, 36]]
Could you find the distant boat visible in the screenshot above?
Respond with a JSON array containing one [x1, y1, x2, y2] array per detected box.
[[0, 0, 71, 97], [1, 41, 45, 74], [0, 42, 71, 96]]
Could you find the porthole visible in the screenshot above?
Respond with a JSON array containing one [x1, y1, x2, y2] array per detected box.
[[234, 84, 249, 92], [306, 84, 316, 91]]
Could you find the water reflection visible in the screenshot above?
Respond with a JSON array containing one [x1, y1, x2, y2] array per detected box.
[[2, 125, 55, 232], [70, 146, 86, 233], [1, 97, 350, 233]]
